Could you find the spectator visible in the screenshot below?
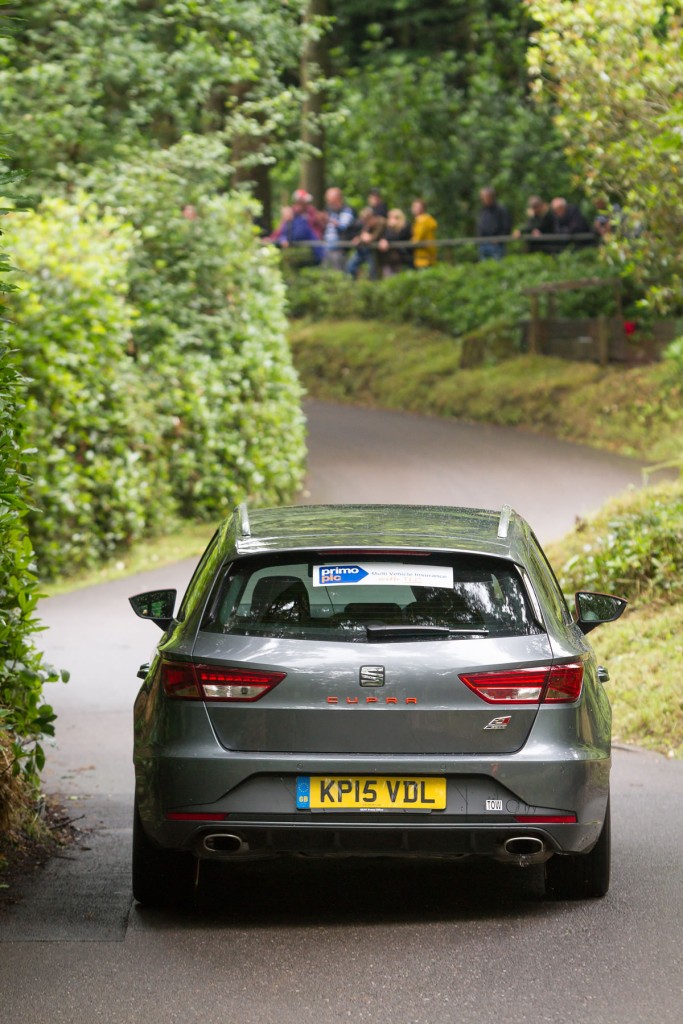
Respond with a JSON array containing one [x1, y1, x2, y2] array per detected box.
[[291, 188, 325, 238], [346, 206, 387, 280], [377, 208, 413, 277], [268, 199, 323, 265], [367, 187, 389, 218], [546, 197, 595, 251], [514, 195, 554, 254], [410, 199, 438, 269], [322, 187, 356, 270], [477, 186, 512, 260]]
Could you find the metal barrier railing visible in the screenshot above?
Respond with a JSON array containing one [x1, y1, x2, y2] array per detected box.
[[262, 232, 599, 253]]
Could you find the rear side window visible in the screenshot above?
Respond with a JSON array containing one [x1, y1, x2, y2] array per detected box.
[[202, 553, 543, 642]]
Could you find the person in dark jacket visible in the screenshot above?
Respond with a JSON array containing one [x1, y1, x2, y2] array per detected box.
[[546, 197, 595, 252], [514, 195, 554, 254], [476, 186, 512, 260]]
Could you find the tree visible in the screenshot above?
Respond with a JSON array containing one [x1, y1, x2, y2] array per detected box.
[[324, 50, 573, 234], [0, 0, 307, 191], [300, 0, 331, 206], [529, 0, 683, 314]]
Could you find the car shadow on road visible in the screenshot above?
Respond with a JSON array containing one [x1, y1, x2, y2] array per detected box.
[[134, 855, 554, 930]]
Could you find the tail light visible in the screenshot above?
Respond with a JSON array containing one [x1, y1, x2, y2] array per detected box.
[[159, 660, 285, 702], [459, 663, 583, 705]]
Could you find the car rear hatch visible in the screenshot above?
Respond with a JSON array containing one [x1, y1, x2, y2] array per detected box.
[[185, 549, 563, 756], [190, 631, 554, 756]]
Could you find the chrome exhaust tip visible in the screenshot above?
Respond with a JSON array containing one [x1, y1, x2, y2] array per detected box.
[[495, 835, 550, 865], [504, 836, 546, 857], [202, 833, 249, 855]]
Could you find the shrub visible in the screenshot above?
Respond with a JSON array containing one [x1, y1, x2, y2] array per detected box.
[[84, 141, 307, 518], [5, 198, 172, 577], [286, 250, 626, 346], [0, 324, 66, 798], [555, 481, 683, 605]]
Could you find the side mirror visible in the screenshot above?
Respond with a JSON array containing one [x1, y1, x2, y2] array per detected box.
[[574, 591, 627, 635], [129, 589, 177, 631]]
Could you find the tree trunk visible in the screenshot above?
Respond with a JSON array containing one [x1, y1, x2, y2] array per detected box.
[[300, 0, 330, 207]]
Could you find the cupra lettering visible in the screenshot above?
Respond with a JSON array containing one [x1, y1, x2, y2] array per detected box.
[[326, 696, 418, 705]]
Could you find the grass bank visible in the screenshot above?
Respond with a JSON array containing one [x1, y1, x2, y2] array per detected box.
[[290, 319, 683, 463], [546, 479, 683, 757]]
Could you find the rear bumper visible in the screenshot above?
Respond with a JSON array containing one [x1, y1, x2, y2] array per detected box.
[[135, 745, 610, 859], [187, 818, 591, 863]]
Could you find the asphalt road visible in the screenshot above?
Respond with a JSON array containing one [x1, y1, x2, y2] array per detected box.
[[2, 400, 682, 1024]]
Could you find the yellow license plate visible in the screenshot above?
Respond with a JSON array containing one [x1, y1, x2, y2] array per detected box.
[[296, 775, 446, 811]]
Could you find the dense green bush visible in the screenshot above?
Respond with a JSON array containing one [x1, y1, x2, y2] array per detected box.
[[0, 275, 66, 804], [5, 198, 172, 577], [84, 142, 307, 519], [286, 251, 626, 343], [556, 482, 683, 605], [5, 151, 306, 576]]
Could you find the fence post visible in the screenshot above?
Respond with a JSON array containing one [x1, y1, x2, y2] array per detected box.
[[529, 294, 540, 355], [597, 314, 609, 366]]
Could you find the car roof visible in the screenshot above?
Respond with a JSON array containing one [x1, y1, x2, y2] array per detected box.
[[224, 504, 533, 564]]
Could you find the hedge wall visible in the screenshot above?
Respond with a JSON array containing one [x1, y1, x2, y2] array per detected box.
[[286, 250, 625, 345], [0, 303, 63, 808], [5, 169, 306, 578]]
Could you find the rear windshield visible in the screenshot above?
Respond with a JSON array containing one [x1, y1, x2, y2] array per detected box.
[[201, 553, 543, 642]]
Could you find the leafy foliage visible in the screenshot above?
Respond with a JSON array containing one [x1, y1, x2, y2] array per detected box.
[[324, 51, 574, 233], [287, 250, 621, 335], [0, 0, 307, 182], [555, 481, 683, 606], [83, 143, 307, 519], [5, 177, 306, 576], [5, 198, 172, 578], [0, 208, 66, 795], [529, 0, 683, 315]]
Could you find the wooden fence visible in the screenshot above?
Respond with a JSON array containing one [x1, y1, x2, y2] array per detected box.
[[522, 278, 679, 365]]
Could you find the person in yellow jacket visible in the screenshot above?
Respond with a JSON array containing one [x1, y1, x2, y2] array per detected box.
[[410, 199, 438, 269]]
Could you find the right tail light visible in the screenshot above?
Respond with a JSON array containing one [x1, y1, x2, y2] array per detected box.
[[459, 663, 584, 705]]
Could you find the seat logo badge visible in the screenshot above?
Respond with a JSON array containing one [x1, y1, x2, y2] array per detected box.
[[360, 666, 385, 687], [484, 715, 511, 731]]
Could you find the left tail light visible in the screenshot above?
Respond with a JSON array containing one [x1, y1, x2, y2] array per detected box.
[[159, 660, 286, 702], [459, 663, 584, 704]]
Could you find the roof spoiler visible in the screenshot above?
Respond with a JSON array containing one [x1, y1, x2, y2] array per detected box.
[[234, 502, 251, 539], [497, 504, 515, 539]]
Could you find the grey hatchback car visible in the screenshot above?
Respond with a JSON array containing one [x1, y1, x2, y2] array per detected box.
[[130, 503, 626, 906]]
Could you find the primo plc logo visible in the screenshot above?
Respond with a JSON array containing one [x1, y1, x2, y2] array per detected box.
[[320, 564, 369, 584]]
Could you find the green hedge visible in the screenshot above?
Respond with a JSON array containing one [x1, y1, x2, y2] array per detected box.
[[0, 315, 64, 804], [555, 481, 683, 606], [286, 250, 626, 345], [6, 198, 172, 577], [86, 144, 307, 520], [6, 159, 306, 578]]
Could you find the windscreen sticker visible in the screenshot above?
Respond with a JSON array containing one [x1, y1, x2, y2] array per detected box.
[[313, 563, 454, 589]]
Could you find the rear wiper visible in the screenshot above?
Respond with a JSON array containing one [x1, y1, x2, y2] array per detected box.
[[365, 624, 489, 640]]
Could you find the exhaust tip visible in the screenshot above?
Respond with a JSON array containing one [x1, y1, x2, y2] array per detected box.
[[203, 833, 249, 855], [504, 836, 546, 857]]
